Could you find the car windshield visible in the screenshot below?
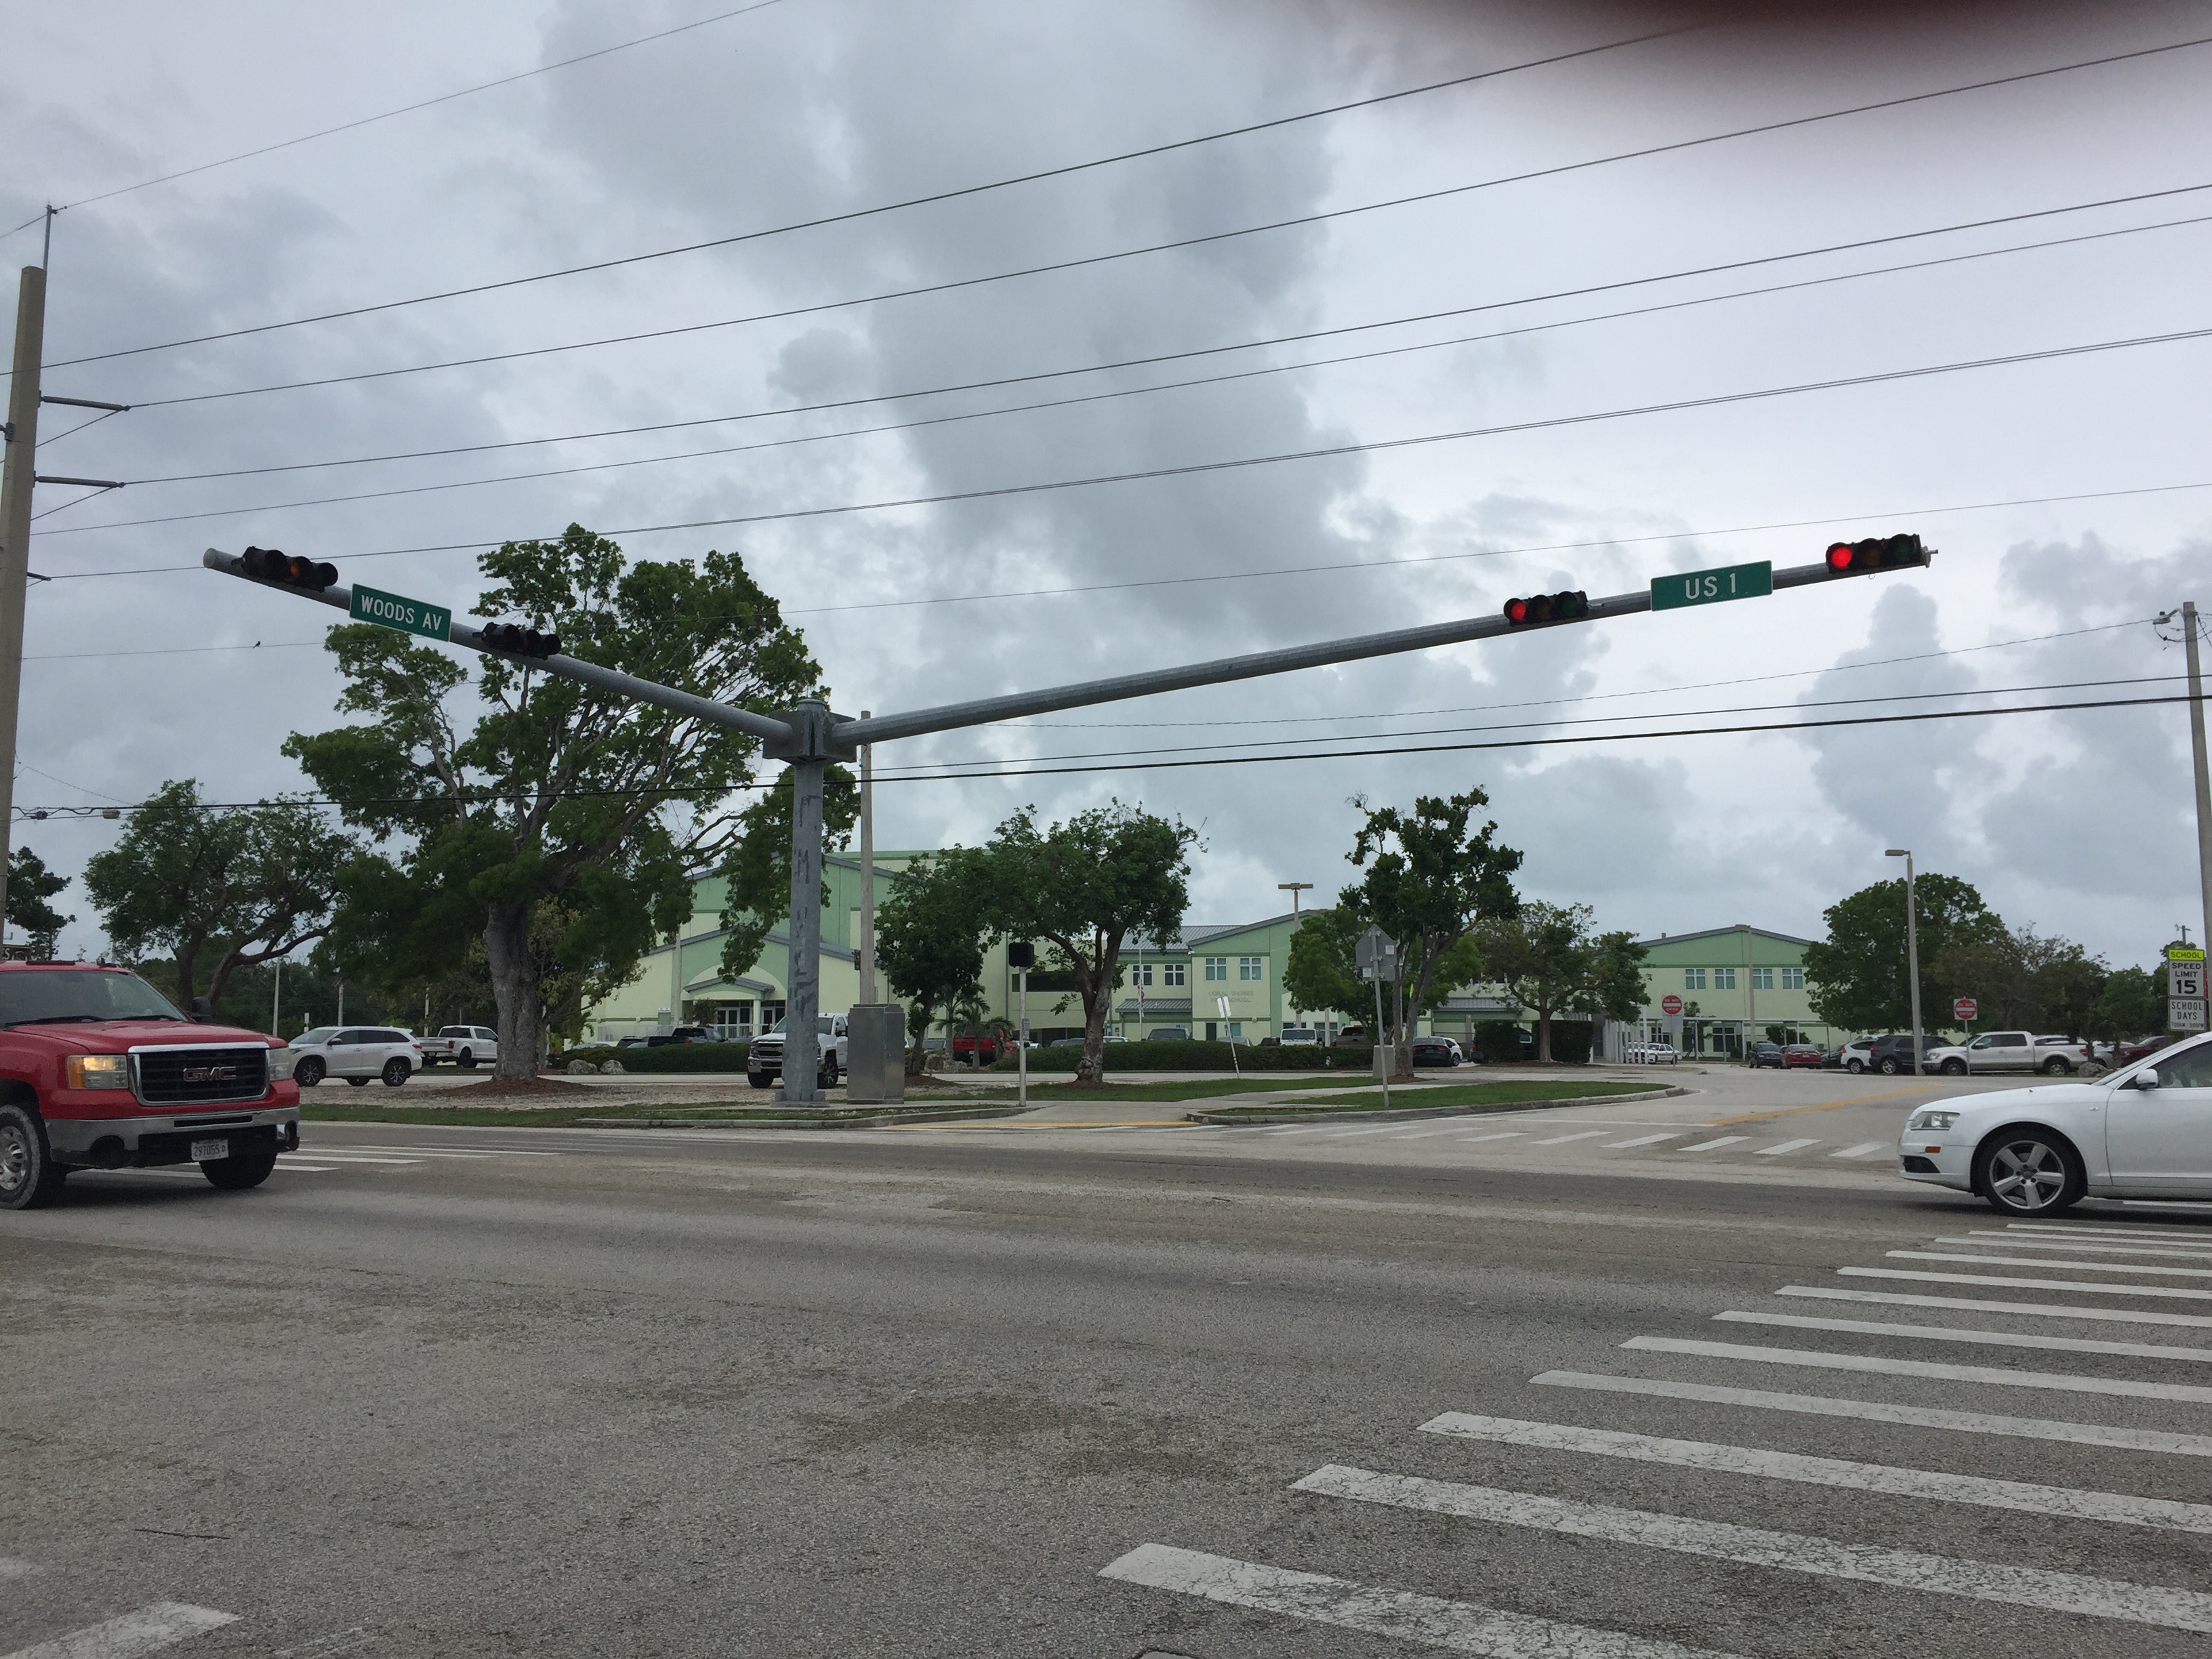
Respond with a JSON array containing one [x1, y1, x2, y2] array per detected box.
[[0, 969, 186, 1027], [298, 1027, 336, 1045]]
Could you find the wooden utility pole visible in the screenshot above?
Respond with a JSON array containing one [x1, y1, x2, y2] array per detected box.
[[0, 265, 47, 942]]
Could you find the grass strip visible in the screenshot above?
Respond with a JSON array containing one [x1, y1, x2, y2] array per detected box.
[[1199, 1081, 1668, 1118], [300, 1101, 969, 1128]]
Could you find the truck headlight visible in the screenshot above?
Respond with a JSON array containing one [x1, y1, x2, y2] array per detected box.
[[268, 1047, 298, 1081], [1907, 1109, 1959, 1132], [64, 1054, 132, 1090]]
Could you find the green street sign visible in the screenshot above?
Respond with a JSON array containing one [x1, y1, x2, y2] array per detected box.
[[349, 583, 451, 641], [1651, 560, 1773, 612]]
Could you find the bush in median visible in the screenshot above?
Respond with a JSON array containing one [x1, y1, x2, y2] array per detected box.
[[552, 1042, 752, 1073], [991, 1040, 1351, 1072]]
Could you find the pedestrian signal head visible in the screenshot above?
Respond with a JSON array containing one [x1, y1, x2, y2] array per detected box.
[[240, 546, 337, 590], [1502, 589, 1589, 627], [1824, 533, 1931, 575], [480, 621, 562, 659]]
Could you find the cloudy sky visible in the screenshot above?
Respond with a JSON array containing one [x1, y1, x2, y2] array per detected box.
[[4, 0, 2208, 971]]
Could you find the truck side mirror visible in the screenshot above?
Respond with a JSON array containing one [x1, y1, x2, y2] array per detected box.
[[190, 996, 213, 1023]]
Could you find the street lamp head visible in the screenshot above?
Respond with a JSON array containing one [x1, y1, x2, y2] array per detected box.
[[1884, 848, 1909, 857]]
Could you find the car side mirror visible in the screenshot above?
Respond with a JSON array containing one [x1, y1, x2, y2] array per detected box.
[[2133, 1068, 2160, 1090], [190, 996, 213, 1023]]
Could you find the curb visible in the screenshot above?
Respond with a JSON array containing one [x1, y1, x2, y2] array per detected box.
[[569, 1103, 1032, 1130], [1185, 1085, 1692, 1127]]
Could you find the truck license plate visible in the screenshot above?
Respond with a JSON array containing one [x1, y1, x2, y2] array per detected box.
[[189, 1137, 230, 1162]]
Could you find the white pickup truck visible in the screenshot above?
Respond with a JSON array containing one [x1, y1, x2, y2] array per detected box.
[[1925, 1030, 2093, 1077], [746, 1012, 847, 1090], [418, 1025, 499, 1069]]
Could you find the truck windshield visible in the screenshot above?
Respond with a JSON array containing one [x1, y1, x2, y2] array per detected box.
[[0, 970, 186, 1027]]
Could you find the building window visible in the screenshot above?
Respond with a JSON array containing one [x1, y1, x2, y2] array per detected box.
[[1715, 968, 1737, 990], [1227, 1021, 1243, 1039], [1162, 962, 1186, 987], [1750, 967, 1774, 991], [1684, 968, 1706, 990], [1782, 967, 1805, 990], [1239, 956, 1263, 981], [1127, 963, 1154, 988], [1204, 957, 1228, 981]]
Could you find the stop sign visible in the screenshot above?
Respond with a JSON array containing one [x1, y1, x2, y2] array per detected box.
[[1953, 998, 1978, 1022], [1660, 994, 1683, 1016]]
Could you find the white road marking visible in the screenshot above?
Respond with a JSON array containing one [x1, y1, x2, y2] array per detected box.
[[1831, 1143, 1889, 1159], [1716, 1310, 2212, 1362], [1839, 1267, 2212, 1302], [306, 1147, 508, 1159], [1754, 1139, 1820, 1156], [1534, 1130, 1610, 1146], [1418, 1412, 2212, 1533], [0, 1558, 35, 1577], [1295, 1464, 2212, 1630], [0, 1602, 238, 1659], [2009, 1221, 2212, 1237], [1780, 1285, 2212, 1327], [1532, 1371, 2212, 1456], [1326, 1124, 1413, 1139], [1099, 1542, 1732, 1658], [1951, 1233, 2212, 1260], [1622, 1335, 2212, 1403], [1457, 1131, 1527, 1144], [1604, 1134, 1680, 1148], [1889, 1250, 2212, 1279], [1399, 1126, 1484, 1140], [1678, 1136, 1748, 1153], [270, 1164, 337, 1172], [277, 1153, 421, 1166], [1263, 1125, 1346, 1136]]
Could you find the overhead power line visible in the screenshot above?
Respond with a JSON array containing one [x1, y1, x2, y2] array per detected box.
[[43, 29, 2212, 371]]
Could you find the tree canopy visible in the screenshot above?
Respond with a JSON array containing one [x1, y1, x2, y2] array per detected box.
[[874, 850, 991, 1075], [1474, 901, 1647, 1061], [286, 526, 823, 1077], [1803, 873, 2002, 1031], [6, 846, 73, 960]]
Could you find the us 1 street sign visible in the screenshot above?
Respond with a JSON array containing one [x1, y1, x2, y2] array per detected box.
[[1650, 560, 1774, 611], [350, 583, 452, 641]]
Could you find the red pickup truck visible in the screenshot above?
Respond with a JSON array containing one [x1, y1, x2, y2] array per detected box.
[[0, 962, 300, 1210]]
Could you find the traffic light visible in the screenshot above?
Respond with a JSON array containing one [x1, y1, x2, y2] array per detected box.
[[480, 621, 562, 659], [1501, 589, 1589, 626], [240, 546, 336, 590], [1824, 533, 1931, 575]]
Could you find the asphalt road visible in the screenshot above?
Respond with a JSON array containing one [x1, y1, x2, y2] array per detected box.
[[5, 1069, 2209, 1658]]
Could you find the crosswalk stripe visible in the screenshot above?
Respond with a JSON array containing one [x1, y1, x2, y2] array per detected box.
[[1398, 1126, 1481, 1140], [0, 1602, 238, 1659], [271, 1164, 337, 1172], [1754, 1139, 1820, 1156], [278, 1154, 422, 1166], [1099, 1542, 1734, 1658], [2009, 1221, 2212, 1237], [1532, 1371, 2212, 1456], [1534, 1130, 1610, 1146], [1417, 1412, 2212, 1532], [1294, 1464, 2212, 1630], [1622, 1335, 2212, 1403], [1679, 1136, 1748, 1152], [1831, 1143, 1889, 1159], [1952, 1233, 2212, 1260], [1326, 1124, 1412, 1139], [1889, 1250, 2212, 1279], [1839, 1267, 2212, 1301], [1716, 1310, 2212, 1363], [1458, 1131, 1526, 1143], [1780, 1285, 2212, 1327], [1604, 1133, 1680, 1148]]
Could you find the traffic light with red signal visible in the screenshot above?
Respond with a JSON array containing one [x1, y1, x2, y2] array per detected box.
[[480, 621, 563, 659], [1501, 589, 1590, 627], [1824, 533, 1931, 575], [240, 546, 337, 590]]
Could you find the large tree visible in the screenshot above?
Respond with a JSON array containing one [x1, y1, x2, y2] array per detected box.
[[2089, 964, 2165, 1040], [1803, 873, 2003, 1033], [287, 526, 823, 1080], [83, 779, 358, 1010], [980, 804, 1195, 1084], [5, 846, 73, 960], [1933, 924, 2105, 1033], [874, 850, 991, 1076], [1475, 901, 1647, 1061], [1340, 789, 1521, 1067]]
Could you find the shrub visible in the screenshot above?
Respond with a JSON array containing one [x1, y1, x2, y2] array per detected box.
[[993, 1040, 1340, 1072], [1472, 1021, 1530, 1065], [1546, 1022, 1594, 1064], [552, 1042, 752, 1073]]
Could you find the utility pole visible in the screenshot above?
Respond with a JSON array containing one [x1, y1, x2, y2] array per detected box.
[[857, 710, 876, 1004], [1887, 849, 1923, 1076], [0, 264, 47, 940], [2184, 601, 2212, 957], [272, 958, 282, 1038]]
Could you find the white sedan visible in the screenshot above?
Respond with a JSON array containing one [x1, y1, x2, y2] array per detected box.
[[1898, 1031, 2212, 1214]]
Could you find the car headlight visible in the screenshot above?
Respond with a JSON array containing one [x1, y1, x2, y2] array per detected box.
[[268, 1047, 299, 1081], [1907, 1109, 1959, 1132], [64, 1054, 132, 1090]]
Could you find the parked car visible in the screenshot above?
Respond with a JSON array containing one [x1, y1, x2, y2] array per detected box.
[[1330, 1026, 1370, 1049], [646, 1025, 724, 1047], [1834, 1038, 1877, 1073], [1864, 1032, 1942, 1076], [1277, 1025, 1321, 1046], [1622, 1041, 1679, 1064], [1923, 1031, 2093, 1076], [287, 1025, 422, 1088], [2112, 1033, 2177, 1066], [746, 1012, 846, 1088], [950, 1031, 1004, 1065], [1747, 1041, 1786, 1069], [1408, 1036, 1462, 1067], [1899, 1030, 2212, 1214], [1781, 1043, 1825, 1070], [419, 1025, 499, 1069], [1146, 1027, 1191, 1042]]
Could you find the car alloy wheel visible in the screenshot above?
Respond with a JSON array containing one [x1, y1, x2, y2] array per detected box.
[[1846, 1060, 1864, 1073], [1942, 1059, 1967, 1076], [1979, 1132, 2077, 1215], [382, 1058, 411, 1087], [1877, 1058, 1900, 1075], [2041, 1057, 2071, 1075]]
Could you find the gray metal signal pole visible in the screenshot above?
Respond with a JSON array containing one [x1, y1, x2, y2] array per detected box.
[[1887, 848, 1925, 1075], [0, 266, 46, 939], [209, 546, 1927, 1102]]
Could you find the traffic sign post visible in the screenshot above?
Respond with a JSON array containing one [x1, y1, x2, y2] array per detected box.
[[350, 583, 452, 641], [1355, 926, 1397, 1103], [1650, 560, 1773, 612]]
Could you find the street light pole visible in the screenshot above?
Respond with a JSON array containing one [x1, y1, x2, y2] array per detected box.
[[2183, 601, 2212, 958], [857, 710, 876, 1006], [0, 265, 49, 940], [1886, 849, 1923, 1076]]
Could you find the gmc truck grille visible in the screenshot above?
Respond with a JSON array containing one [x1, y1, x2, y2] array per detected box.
[[133, 1046, 270, 1105]]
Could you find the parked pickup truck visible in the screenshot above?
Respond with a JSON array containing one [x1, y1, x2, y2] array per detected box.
[[419, 1025, 499, 1069], [746, 1012, 847, 1090], [0, 962, 300, 1210], [1925, 1030, 2094, 1076]]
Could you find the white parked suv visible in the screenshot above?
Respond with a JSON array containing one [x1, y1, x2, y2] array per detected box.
[[1923, 1030, 2092, 1077], [286, 1026, 423, 1088], [420, 1025, 499, 1069]]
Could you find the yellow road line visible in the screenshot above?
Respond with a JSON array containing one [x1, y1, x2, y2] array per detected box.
[[1712, 1082, 1935, 1126]]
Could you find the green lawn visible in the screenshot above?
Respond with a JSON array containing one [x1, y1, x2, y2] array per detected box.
[[1198, 1080, 1670, 1118], [934, 1076, 1387, 1104], [299, 1101, 972, 1128]]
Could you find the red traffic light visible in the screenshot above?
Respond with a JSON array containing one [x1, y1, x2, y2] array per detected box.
[[1824, 533, 1931, 575], [241, 546, 337, 590], [1502, 589, 1589, 627], [480, 621, 562, 659]]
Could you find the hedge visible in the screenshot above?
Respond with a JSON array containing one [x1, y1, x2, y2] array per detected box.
[[553, 1042, 753, 1073], [991, 1040, 1357, 1073]]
